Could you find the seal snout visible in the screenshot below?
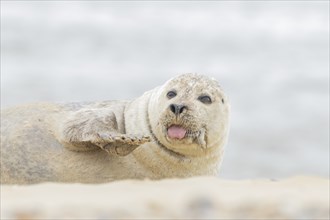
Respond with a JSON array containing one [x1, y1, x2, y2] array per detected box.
[[167, 104, 189, 140], [169, 104, 187, 116]]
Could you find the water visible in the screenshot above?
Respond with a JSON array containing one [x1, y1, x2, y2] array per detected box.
[[1, 1, 329, 179]]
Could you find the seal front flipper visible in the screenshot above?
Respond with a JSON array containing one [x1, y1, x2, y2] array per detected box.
[[95, 133, 151, 156], [59, 108, 150, 155]]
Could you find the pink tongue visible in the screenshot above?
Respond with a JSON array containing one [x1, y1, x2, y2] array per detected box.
[[167, 126, 187, 139]]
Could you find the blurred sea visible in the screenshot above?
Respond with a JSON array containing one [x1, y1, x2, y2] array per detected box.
[[1, 1, 329, 179]]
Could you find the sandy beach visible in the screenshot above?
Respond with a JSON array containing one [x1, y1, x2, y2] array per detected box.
[[1, 2, 329, 219], [1, 176, 329, 219]]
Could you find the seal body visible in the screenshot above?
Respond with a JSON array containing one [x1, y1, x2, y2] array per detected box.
[[0, 74, 230, 184]]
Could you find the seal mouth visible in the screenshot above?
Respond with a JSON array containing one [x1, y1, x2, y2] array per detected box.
[[166, 124, 207, 148], [167, 125, 187, 140]]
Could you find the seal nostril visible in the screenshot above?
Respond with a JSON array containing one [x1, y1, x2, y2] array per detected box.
[[179, 105, 185, 114], [170, 104, 176, 114]]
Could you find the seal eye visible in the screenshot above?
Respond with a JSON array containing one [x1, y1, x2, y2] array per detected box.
[[198, 95, 212, 104], [167, 91, 177, 99]]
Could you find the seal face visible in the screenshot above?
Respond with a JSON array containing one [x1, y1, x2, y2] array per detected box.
[[148, 73, 230, 157]]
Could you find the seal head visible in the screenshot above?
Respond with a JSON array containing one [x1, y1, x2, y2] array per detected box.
[[148, 73, 230, 157]]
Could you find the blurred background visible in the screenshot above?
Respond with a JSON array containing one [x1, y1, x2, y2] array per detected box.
[[1, 1, 329, 179]]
